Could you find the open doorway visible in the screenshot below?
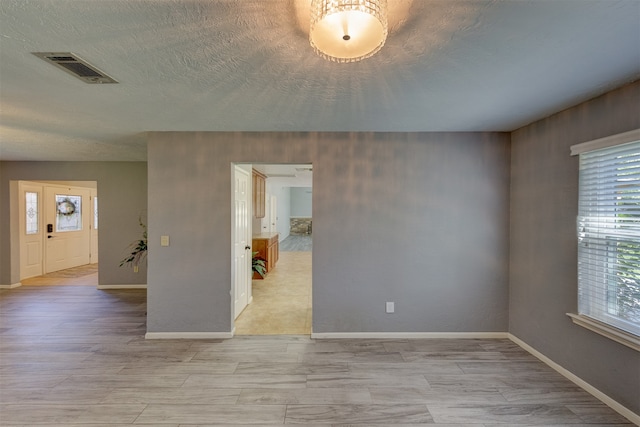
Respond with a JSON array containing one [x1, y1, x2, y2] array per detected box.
[[232, 163, 312, 335], [16, 180, 98, 283]]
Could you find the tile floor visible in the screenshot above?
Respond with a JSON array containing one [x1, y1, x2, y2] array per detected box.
[[0, 265, 635, 425], [235, 251, 312, 335]]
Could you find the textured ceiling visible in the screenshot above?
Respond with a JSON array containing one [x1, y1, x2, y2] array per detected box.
[[0, 0, 638, 161]]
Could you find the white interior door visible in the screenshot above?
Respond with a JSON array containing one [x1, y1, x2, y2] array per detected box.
[[269, 195, 277, 233], [19, 182, 43, 279], [44, 185, 91, 273], [233, 166, 251, 319]]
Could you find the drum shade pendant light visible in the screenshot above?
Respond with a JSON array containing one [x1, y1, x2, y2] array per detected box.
[[310, 0, 388, 63]]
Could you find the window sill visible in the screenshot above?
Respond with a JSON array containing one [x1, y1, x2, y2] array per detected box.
[[567, 313, 640, 352]]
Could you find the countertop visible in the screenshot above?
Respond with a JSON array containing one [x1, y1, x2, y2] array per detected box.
[[252, 232, 279, 239]]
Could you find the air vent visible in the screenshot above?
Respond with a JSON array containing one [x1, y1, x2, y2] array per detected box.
[[32, 52, 118, 84]]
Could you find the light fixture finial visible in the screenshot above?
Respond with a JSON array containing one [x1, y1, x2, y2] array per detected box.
[[310, 0, 388, 63]]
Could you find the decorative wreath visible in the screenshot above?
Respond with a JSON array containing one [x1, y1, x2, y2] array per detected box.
[[57, 198, 77, 216]]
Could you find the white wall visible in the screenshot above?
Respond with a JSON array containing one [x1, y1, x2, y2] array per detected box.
[[290, 187, 312, 217], [267, 182, 291, 241]]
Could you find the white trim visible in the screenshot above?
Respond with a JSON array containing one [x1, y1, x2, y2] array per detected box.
[[509, 333, 640, 426], [570, 128, 640, 156], [567, 313, 640, 352], [311, 332, 509, 339], [0, 282, 22, 289], [97, 284, 147, 290], [145, 332, 233, 340]]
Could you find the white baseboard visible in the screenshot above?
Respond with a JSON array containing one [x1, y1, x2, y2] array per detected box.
[[311, 332, 509, 339], [97, 284, 147, 289], [145, 331, 233, 340], [508, 333, 640, 426], [0, 282, 22, 289]]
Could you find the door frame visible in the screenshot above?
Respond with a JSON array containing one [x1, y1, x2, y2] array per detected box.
[[15, 180, 98, 281], [230, 163, 313, 335]]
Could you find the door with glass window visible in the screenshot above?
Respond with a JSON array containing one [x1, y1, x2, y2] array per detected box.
[[44, 186, 91, 273]]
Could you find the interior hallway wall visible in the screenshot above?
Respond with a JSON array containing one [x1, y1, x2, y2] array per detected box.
[[146, 132, 511, 334], [509, 80, 640, 413]]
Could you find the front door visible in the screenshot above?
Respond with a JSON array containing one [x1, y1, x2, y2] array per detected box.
[[233, 166, 251, 319], [44, 185, 91, 273]]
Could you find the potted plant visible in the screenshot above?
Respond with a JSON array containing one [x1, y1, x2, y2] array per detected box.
[[119, 217, 147, 272], [252, 251, 266, 279]]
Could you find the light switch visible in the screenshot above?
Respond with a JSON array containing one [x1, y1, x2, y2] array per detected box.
[[386, 301, 395, 313], [161, 235, 170, 247]]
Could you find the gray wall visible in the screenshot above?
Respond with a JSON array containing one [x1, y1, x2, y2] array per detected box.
[[147, 132, 510, 334], [0, 162, 147, 286], [509, 81, 640, 413], [290, 187, 312, 217]]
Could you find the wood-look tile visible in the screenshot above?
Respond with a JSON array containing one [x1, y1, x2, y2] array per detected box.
[[100, 387, 240, 404], [234, 361, 349, 375], [401, 350, 508, 361], [306, 373, 430, 388], [456, 360, 559, 374], [500, 387, 601, 404], [298, 351, 406, 363], [347, 360, 464, 375], [0, 374, 68, 389], [0, 387, 113, 405], [116, 360, 238, 375], [56, 373, 189, 389], [133, 404, 286, 424], [428, 403, 584, 424], [284, 403, 433, 424], [237, 387, 372, 405], [0, 404, 146, 424], [368, 386, 508, 405], [567, 404, 636, 424], [183, 374, 307, 389]]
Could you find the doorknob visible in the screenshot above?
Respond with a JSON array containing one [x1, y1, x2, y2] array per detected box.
[[47, 235, 57, 239], [245, 246, 251, 250]]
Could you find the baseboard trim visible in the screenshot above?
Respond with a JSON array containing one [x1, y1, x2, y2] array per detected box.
[[0, 282, 22, 289], [311, 332, 509, 339], [145, 332, 233, 340], [97, 284, 147, 289], [508, 333, 640, 426]]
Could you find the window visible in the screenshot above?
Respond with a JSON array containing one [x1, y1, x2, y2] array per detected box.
[[56, 194, 82, 232], [93, 196, 98, 229], [571, 130, 640, 346], [26, 191, 38, 234]]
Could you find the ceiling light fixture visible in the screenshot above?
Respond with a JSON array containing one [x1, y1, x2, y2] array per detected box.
[[310, 0, 388, 63]]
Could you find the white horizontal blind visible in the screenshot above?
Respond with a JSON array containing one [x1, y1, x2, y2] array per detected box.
[[577, 140, 640, 336]]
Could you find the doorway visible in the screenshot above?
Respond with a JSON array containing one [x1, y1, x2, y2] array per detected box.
[[17, 180, 98, 281], [231, 163, 313, 335]]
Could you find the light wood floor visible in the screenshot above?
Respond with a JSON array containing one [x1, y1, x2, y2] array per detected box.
[[0, 268, 633, 425]]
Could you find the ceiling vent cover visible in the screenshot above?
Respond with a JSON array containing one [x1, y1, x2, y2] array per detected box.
[[32, 52, 118, 84]]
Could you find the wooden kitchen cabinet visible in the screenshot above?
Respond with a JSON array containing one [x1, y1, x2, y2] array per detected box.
[[252, 232, 279, 278], [252, 169, 266, 218]]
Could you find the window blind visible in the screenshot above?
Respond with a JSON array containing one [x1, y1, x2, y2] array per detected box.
[[577, 140, 640, 336]]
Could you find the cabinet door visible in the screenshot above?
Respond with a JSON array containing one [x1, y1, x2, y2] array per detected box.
[[252, 170, 266, 218]]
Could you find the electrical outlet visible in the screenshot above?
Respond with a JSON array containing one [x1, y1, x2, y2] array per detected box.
[[386, 301, 395, 313], [161, 235, 170, 246]]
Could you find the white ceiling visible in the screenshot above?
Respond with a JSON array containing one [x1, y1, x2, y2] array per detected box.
[[0, 0, 638, 161]]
